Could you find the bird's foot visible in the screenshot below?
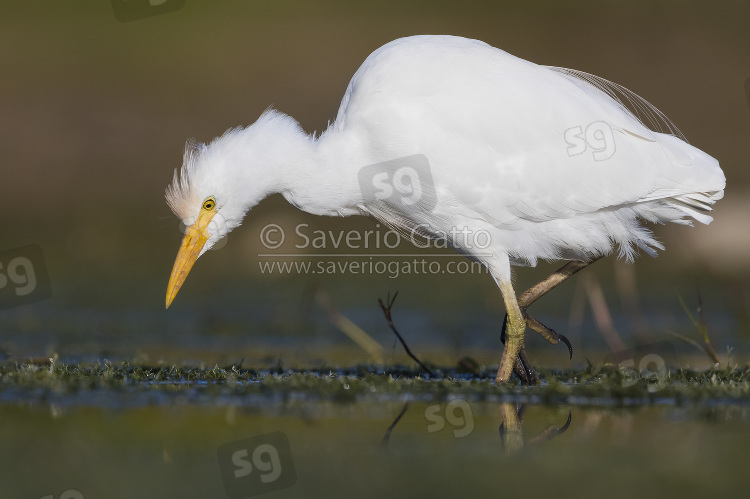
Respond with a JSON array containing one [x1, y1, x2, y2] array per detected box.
[[523, 311, 573, 360], [513, 346, 539, 385], [499, 309, 570, 385], [502, 309, 573, 359]]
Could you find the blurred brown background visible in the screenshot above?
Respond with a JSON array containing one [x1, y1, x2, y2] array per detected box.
[[1, 0, 749, 367]]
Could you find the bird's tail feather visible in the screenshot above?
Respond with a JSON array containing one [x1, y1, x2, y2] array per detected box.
[[663, 190, 724, 225]]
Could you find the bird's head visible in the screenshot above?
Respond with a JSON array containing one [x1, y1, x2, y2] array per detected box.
[[163, 137, 242, 309], [163, 110, 309, 308]]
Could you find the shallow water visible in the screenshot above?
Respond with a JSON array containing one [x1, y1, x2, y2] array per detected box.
[[2, 361, 750, 498], [2, 398, 749, 498]]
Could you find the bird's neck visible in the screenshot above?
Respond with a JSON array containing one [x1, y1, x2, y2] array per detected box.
[[219, 111, 369, 218], [267, 125, 368, 217]]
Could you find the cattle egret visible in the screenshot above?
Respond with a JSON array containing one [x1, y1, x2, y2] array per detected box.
[[165, 35, 725, 383]]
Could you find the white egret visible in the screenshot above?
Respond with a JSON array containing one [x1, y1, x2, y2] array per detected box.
[[165, 35, 725, 383]]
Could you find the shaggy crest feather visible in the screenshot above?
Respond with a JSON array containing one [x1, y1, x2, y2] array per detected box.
[[165, 138, 205, 220], [165, 109, 309, 222]]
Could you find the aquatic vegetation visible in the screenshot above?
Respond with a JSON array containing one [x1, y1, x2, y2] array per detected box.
[[1, 359, 748, 408]]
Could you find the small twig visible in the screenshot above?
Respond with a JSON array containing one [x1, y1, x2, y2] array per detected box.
[[378, 292, 436, 378], [380, 402, 409, 448], [677, 289, 720, 365]]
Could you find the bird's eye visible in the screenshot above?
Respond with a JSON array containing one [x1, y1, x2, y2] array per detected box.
[[202, 197, 216, 211]]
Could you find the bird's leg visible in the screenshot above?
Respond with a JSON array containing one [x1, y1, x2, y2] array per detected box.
[[501, 315, 536, 384], [499, 258, 601, 383], [504, 258, 601, 355], [520, 258, 600, 352], [518, 259, 600, 308], [496, 280, 527, 383]]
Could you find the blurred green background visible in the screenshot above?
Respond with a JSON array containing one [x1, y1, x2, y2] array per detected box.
[[2, 0, 750, 368]]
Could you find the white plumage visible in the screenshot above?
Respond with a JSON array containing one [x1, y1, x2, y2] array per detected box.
[[165, 35, 725, 382]]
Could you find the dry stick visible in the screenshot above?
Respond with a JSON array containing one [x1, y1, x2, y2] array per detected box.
[[584, 275, 626, 352], [378, 292, 437, 378], [314, 286, 384, 363], [380, 402, 410, 448]]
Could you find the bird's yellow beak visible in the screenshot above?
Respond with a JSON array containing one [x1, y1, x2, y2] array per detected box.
[[165, 209, 216, 309]]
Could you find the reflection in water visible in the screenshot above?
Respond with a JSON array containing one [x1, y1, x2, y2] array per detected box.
[[3, 403, 750, 496], [499, 404, 572, 454], [380, 402, 409, 448], [380, 401, 572, 455]]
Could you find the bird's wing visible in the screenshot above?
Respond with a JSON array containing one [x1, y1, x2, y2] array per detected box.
[[335, 36, 724, 230], [427, 62, 724, 228]]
